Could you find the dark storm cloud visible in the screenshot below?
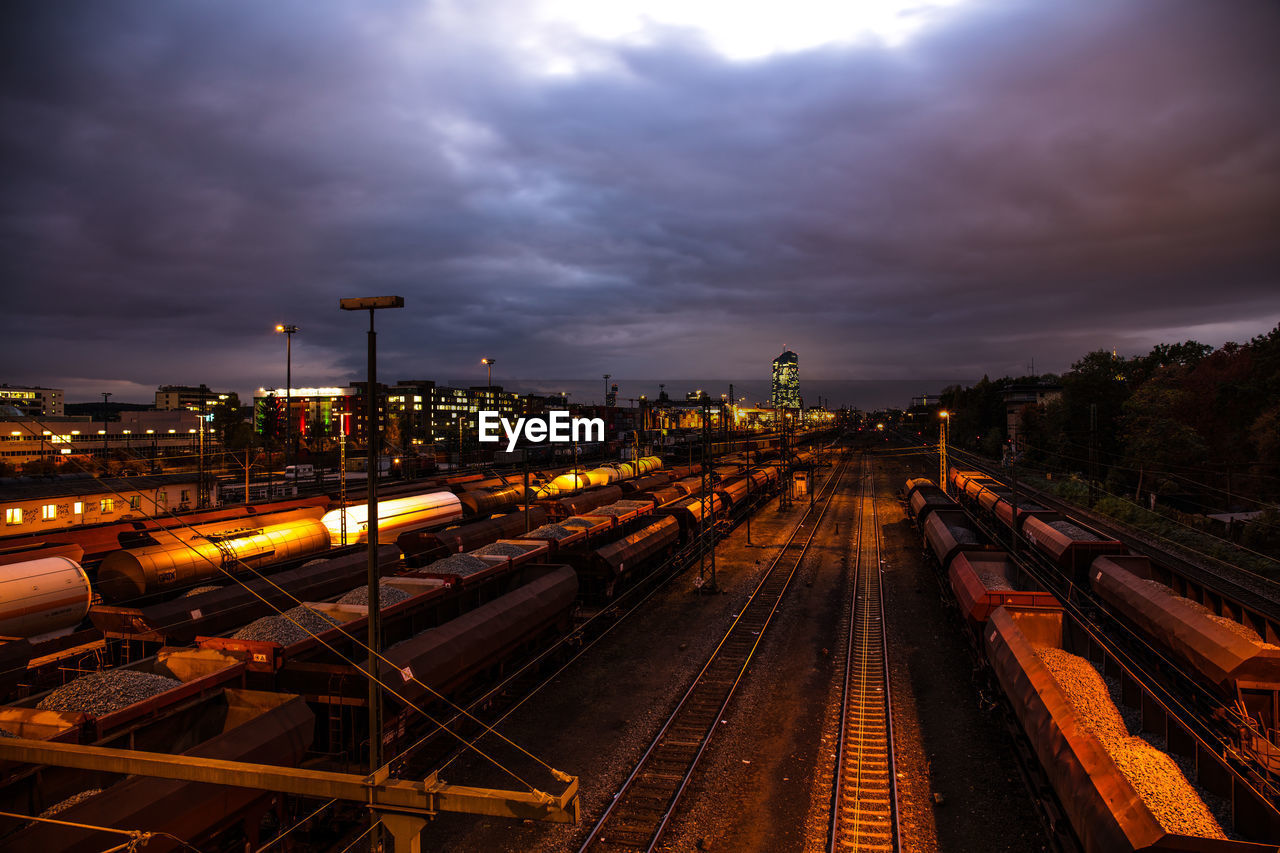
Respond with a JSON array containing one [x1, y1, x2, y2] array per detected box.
[[0, 0, 1276, 405]]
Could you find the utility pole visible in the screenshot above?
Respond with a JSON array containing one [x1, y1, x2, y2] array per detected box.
[[198, 384, 209, 508], [276, 324, 298, 469], [101, 392, 112, 462], [1010, 436, 1019, 558], [339, 412, 349, 546], [938, 410, 949, 494], [603, 374, 610, 406], [1088, 402, 1098, 505]]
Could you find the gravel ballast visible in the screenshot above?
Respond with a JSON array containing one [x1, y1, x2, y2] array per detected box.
[[525, 523, 573, 540], [232, 605, 340, 645], [39, 788, 104, 818], [1047, 520, 1101, 541], [1034, 645, 1226, 839], [1138, 578, 1277, 648], [472, 542, 534, 558], [336, 584, 413, 607], [37, 670, 183, 716], [423, 554, 490, 576]]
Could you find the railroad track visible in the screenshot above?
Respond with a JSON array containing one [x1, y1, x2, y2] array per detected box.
[[579, 449, 853, 853], [829, 456, 899, 852]]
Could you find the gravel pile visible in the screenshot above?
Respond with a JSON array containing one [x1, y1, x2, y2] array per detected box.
[[473, 542, 534, 557], [37, 670, 183, 716], [39, 789, 104, 818], [1048, 520, 1101, 541], [1139, 579, 1277, 648], [525, 523, 574, 540], [1034, 645, 1226, 839], [973, 565, 1013, 591], [593, 500, 652, 516], [232, 605, 340, 645], [946, 524, 979, 544], [336, 584, 413, 607], [424, 554, 490, 576], [561, 518, 596, 529], [180, 585, 222, 598]]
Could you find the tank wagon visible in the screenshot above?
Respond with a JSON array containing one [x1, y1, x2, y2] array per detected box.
[[0, 556, 93, 639], [321, 491, 463, 545]]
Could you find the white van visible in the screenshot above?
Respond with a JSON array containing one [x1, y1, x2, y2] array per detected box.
[[284, 464, 315, 480]]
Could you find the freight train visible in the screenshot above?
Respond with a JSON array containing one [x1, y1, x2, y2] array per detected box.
[[0, 457, 671, 635], [905, 475, 1280, 852]]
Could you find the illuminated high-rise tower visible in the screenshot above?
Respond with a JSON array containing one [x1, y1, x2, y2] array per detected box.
[[771, 350, 799, 410]]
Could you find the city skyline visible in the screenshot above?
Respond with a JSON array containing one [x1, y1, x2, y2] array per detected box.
[[1, 2, 1277, 404]]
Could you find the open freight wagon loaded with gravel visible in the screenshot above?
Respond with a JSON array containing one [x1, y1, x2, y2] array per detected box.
[[986, 605, 1280, 852]]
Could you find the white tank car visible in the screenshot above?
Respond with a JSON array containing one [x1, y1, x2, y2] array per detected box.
[[322, 491, 463, 544], [0, 557, 93, 638]]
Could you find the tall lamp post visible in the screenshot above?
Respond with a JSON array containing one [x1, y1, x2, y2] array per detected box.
[[275, 324, 298, 467], [482, 357, 495, 388], [603, 373, 610, 405], [938, 410, 950, 493], [338, 296, 403, 800]]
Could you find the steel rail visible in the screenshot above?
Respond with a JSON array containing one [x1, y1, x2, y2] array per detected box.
[[828, 456, 899, 852], [579, 450, 853, 853]]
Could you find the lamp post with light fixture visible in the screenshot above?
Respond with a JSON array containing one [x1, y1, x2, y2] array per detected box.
[[275, 324, 298, 468], [338, 295, 403, 795], [482, 357, 495, 388], [939, 410, 950, 492]]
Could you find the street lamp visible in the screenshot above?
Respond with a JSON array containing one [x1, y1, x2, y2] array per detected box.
[[339, 295, 403, 794], [603, 373, 611, 406], [275, 324, 298, 467], [481, 357, 495, 388], [938, 410, 950, 492]]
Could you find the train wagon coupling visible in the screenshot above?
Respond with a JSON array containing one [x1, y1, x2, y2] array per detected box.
[[0, 735, 580, 846]]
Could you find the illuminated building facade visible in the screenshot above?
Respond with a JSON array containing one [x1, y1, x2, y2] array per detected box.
[[771, 351, 800, 411], [0, 384, 63, 418]]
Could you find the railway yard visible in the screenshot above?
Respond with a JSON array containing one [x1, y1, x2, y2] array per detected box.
[[0, 433, 1279, 851]]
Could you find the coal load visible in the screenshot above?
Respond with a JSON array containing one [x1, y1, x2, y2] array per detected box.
[[337, 584, 413, 608], [37, 670, 183, 716], [232, 605, 340, 646]]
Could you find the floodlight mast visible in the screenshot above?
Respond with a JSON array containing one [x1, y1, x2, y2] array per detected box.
[[339, 295, 404, 811]]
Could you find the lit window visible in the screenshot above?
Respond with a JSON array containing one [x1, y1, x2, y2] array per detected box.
[[100, 498, 114, 513], [42, 504, 56, 520], [5, 508, 22, 525], [74, 501, 83, 514], [129, 496, 142, 511]]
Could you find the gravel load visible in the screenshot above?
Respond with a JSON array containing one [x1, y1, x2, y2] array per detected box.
[[37, 670, 183, 716], [1048, 520, 1101, 541], [232, 605, 340, 646], [39, 789, 104, 818], [472, 542, 534, 558], [0, 728, 15, 738], [1034, 645, 1226, 839], [973, 566, 1013, 591], [180, 585, 222, 598], [336, 584, 413, 607], [561, 518, 596, 529], [1139, 579, 1278, 648], [945, 524, 979, 545], [423, 554, 490, 576], [525, 523, 574, 541]]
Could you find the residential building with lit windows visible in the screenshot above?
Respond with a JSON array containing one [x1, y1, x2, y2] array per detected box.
[[154, 385, 235, 413], [771, 350, 800, 411], [0, 384, 64, 418]]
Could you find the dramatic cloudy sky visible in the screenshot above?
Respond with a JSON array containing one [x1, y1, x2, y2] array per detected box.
[[1, 0, 1277, 406]]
